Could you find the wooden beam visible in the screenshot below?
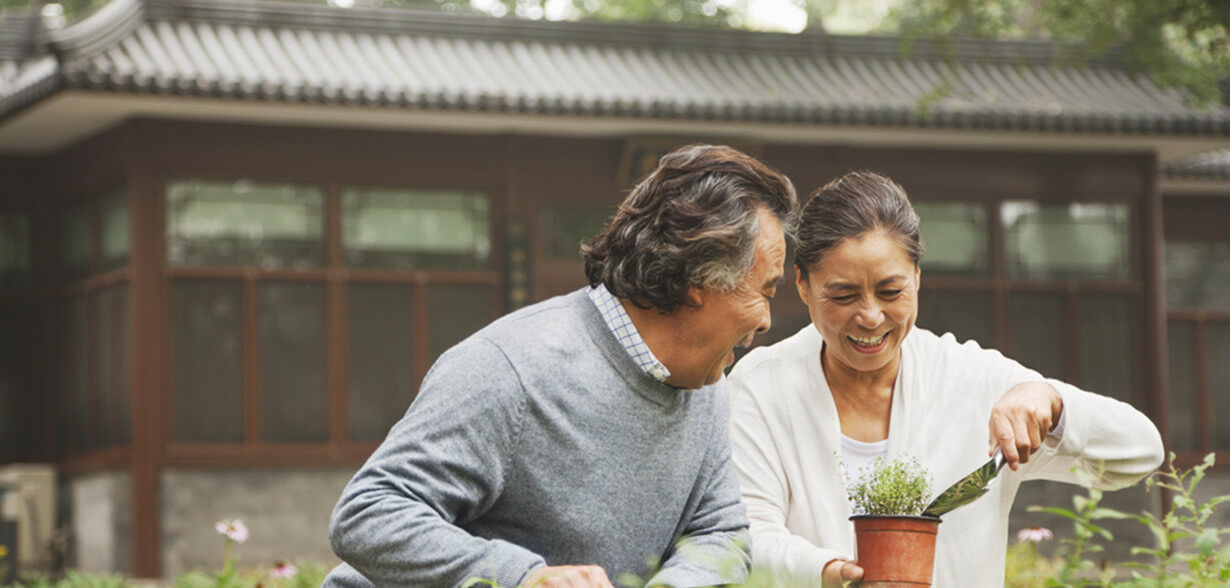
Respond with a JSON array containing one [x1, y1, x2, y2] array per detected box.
[[1141, 154, 1171, 453], [127, 121, 163, 578]]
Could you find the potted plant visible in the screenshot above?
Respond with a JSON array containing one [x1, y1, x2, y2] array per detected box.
[[846, 455, 940, 587]]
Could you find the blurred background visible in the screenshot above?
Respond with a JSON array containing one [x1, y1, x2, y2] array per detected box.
[[0, 0, 1227, 580]]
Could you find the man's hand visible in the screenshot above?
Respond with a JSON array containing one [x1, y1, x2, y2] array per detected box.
[[988, 381, 1063, 471], [522, 565, 615, 588], [821, 558, 863, 587]]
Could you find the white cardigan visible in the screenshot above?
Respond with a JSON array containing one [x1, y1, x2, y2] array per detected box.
[[728, 326, 1164, 587]]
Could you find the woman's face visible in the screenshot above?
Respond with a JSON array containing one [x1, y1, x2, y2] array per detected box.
[[796, 229, 921, 377]]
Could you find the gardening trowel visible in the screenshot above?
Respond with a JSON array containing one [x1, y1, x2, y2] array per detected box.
[[921, 448, 1007, 517]]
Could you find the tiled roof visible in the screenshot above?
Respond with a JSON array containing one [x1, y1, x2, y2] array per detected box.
[[2, 0, 1229, 135], [1165, 148, 1230, 180]]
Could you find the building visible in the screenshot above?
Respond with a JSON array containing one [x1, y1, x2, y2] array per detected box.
[[1, 0, 1228, 577]]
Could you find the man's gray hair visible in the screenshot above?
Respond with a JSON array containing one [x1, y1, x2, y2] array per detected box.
[[582, 144, 798, 313]]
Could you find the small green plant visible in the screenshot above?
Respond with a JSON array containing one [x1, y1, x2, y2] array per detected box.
[[1118, 452, 1230, 586], [847, 455, 933, 516], [1016, 452, 1230, 587]]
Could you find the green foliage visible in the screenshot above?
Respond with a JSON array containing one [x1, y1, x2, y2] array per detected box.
[[1014, 452, 1230, 587], [885, 0, 1230, 105], [7, 562, 329, 588], [1004, 540, 1064, 588], [0, 0, 108, 20], [846, 454, 933, 516], [9, 571, 127, 588]]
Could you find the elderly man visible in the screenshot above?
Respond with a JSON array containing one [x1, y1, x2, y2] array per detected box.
[[324, 144, 797, 588]]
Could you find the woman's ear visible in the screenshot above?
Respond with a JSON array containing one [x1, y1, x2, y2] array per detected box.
[[795, 265, 810, 307]]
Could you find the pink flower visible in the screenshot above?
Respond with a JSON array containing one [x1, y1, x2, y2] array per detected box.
[[270, 562, 299, 580], [1017, 526, 1053, 543], [214, 519, 249, 544]]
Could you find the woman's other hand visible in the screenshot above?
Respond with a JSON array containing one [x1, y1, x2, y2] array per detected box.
[[822, 558, 863, 587], [988, 381, 1063, 470]]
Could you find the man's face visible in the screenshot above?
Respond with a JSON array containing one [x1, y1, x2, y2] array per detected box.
[[674, 207, 786, 388]]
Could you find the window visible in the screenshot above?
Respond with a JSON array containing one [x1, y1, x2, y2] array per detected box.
[[347, 284, 416, 442], [916, 199, 1142, 408], [540, 207, 613, 260], [0, 302, 36, 461], [914, 202, 994, 345], [1002, 202, 1132, 281], [343, 188, 490, 270], [1165, 238, 1230, 455], [50, 190, 132, 460], [167, 181, 498, 448], [0, 213, 31, 292], [167, 181, 325, 268], [101, 190, 130, 272], [1165, 242, 1230, 311], [915, 202, 990, 278]]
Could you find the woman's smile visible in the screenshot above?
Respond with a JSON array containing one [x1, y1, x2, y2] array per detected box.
[[848, 331, 891, 353]]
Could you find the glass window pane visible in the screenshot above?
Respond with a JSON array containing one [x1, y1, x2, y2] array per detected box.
[[347, 284, 415, 442], [428, 285, 495, 363], [1002, 201, 1132, 280], [915, 202, 990, 278], [918, 289, 993, 346], [92, 289, 113, 449], [1009, 293, 1066, 379], [173, 280, 244, 443], [101, 189, 129, 272], [259, 282, 328, 443], [166, 180, 325, 268], [114, 284, 131, 446], [1164, 241, 1230, 311], [60, 203, 92, 281], [68, 296, 89, 453], [0, 303, 36, 459], [541, 207, 613, 260], [1078, 294, 1139, 407], [0, 213, 31, 292], [1166, 320, 1199, 451], [342, 188, 491, 270], [1208, 323, 1230, 449]]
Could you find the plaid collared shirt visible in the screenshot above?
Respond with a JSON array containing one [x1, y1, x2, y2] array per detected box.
[[588, 284, 671, 383]]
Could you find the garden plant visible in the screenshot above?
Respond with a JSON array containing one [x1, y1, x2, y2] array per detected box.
[[11, 453, 1230, 587]]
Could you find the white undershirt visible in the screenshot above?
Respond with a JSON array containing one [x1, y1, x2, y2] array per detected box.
[[840, 434, 888, 484]]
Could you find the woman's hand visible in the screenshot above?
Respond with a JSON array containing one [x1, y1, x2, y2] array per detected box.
[[822, 558, 863, 587], [988, 381, 1063, 470]]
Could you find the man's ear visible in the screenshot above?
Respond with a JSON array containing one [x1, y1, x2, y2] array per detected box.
[[685, 285, 705, 308]]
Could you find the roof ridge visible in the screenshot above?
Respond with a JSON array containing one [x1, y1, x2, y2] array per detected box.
[[47, 0, 144, 59], [42, 0, 1127, 68]]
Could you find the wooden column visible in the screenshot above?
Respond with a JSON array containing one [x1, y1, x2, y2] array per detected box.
[[127, 121, 163, 577], [1141, 154, 1169, 447]]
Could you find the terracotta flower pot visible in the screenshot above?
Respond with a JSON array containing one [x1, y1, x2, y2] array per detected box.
[[850, 514, 941, 587]]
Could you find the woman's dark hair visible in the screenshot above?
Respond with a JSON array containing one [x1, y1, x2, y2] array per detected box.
[[795, 171, 923, 279], [582, 144, 797, 313]]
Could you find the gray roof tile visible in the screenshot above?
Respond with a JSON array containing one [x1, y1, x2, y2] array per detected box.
[[1165, 149, 1230, 180], [2, 0, 1228, 134]]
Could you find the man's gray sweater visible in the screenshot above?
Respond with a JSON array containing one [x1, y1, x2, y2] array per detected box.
[[324, 289, 751, 587]]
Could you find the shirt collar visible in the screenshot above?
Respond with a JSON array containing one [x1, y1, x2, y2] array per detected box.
[[587, 284, 671, 383]]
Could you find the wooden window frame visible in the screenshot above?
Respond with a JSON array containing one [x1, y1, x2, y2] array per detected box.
[[918, 197, 1147, 404], [51, 190, 134, 473], [161, 180, 503, 465]]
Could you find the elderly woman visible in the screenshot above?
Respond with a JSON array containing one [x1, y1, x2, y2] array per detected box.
[[728, 171, 1164, 587]]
